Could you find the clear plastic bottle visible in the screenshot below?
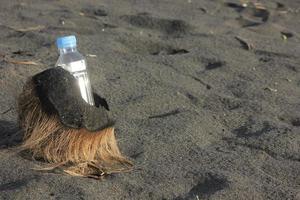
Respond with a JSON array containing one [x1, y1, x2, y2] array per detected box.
[[55, 35, 95, 105]]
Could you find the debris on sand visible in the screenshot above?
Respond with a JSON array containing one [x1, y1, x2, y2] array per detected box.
[[5, 60, 40, 65], [86, 54, 97, 58], [281, 32, 294, 40], [10, 25, 45, 32], [0, 52, 40, 66], [264, 87, 278, 92], [235, 36, 253, 50], [226, 1, 269, 27]]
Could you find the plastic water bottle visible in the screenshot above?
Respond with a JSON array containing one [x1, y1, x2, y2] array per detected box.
[[55, 35, 95, 106]]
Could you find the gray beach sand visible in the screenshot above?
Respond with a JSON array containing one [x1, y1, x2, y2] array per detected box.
[[0, 0, 300, 199]]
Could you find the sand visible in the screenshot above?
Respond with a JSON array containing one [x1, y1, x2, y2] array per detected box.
[[0, 0, 300, 199]]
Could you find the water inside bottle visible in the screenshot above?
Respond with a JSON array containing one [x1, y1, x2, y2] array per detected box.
[[57, 60, 95, 106], [55, 36, 95, 106], [72, 71, 95, 105]]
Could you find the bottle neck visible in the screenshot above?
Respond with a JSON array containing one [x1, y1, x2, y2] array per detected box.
[[59, 46, 77, 54]]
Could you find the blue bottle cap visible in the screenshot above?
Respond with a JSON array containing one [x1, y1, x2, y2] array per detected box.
[[56, 35, 77, 49]]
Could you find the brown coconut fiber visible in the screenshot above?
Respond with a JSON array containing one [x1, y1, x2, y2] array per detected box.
[[18, 80, 133, 178]]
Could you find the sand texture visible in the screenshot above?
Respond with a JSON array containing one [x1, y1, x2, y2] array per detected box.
[[1, 0, 300, 199]]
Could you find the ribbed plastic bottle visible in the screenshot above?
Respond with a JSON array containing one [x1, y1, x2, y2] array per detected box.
[[55, 35, 95, 105]]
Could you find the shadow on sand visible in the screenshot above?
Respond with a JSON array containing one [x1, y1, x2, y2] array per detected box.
[[0, 120, 23, 149]]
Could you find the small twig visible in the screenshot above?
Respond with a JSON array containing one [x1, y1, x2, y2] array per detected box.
[[0, 52, 41, 66], [33, 161, 67, 171], [4, 58, 40, 66], [1, 107, 13, 115], [12, 25, 45, 32], [63, 169, 85, 177], [149, 109, 181, 119]]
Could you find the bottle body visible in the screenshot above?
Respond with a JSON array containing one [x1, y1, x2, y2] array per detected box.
[[55, 47, 95, 106]]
